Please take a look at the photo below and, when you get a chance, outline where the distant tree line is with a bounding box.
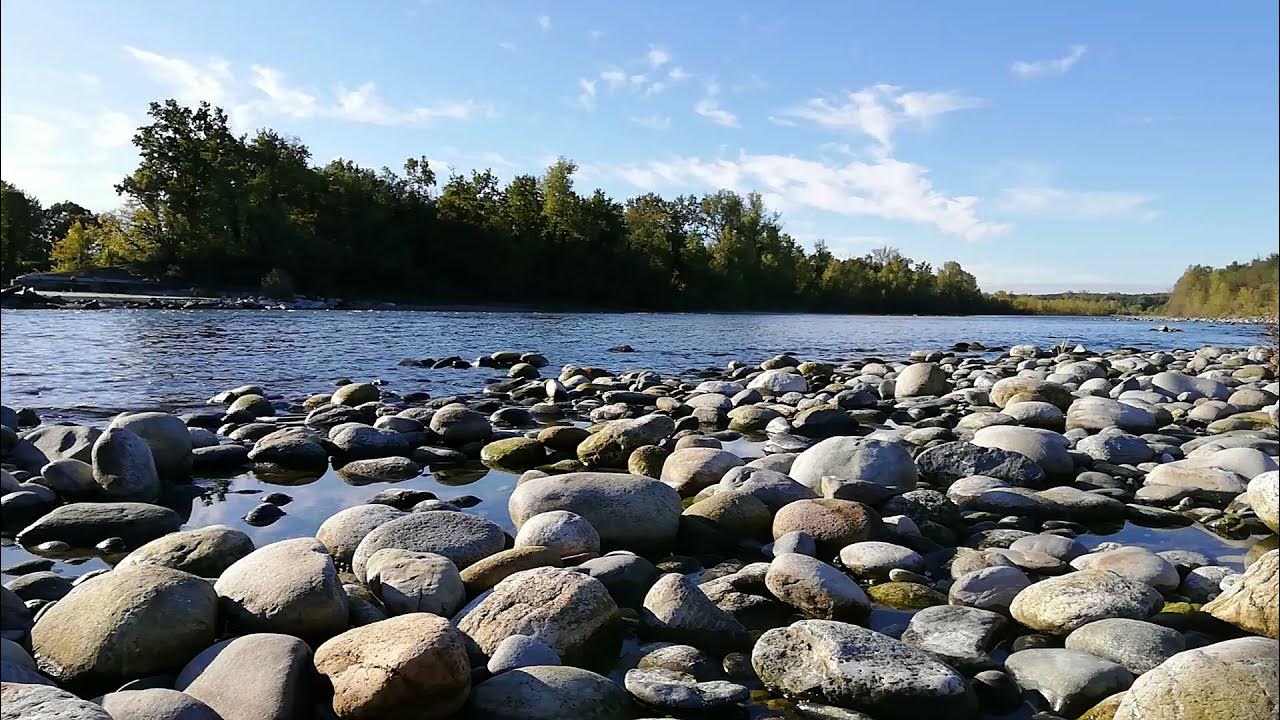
[1,99,1273,319]
[1164,255,1279,318]
[990,291,1170,317]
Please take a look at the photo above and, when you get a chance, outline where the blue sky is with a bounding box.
[2,1,1276,292]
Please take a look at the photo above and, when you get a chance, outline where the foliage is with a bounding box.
[1164,255,1279,318]
[1,180,44,277]
[260,268,296,299]
[990,291,1170,316]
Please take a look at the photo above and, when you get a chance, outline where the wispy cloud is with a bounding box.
[781,84,982,149]
[577,78,598,110]
[612,152,1009,240]
[125,47,492,128]
[995,186,1157,220]
[1011,45,1087,78]
[646,46,671,68]
[630,114,671,130]
[694,81,738,127]
[536,14,551,31]
[497,41,518,52]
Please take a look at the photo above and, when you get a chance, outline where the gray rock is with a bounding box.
[487,634,561,674]
[661,448,744,496]
[838,541,925,580]
[99,689,222,720]
[315,504,406,566]
[1065,618,1187,674]
[107,412,194,479]
[900,604,1006,671]
[247,428,329,470]
[642,573,750,655]
[36,458,97,497]
[948,566,1031,614]
[1247,470,1279,533]
[1004,648,1133,717]
[789,437,917,496]
[576,414,675,468]
[176,633,313,720]
[31,566,217,687]
[336,456,422,484]
[972,425,1074,478]
[17,502,181,547]
[915,441,1045,487]
[1072,547,1180,594]
[365,549,465,616]
[117,525,255,578]
[24,424,102,464]
[1010,569,1164,635]
[752,619,975,719]
[328,422,411,459]
[894,363,951,398]
[0,683,111,719]
[352,510,505,581]
[214,537,348,638]
[1065,396,1159,433]
[765,553,870,621]
[624,667,749,710]
[513,510,600,557]
[1113,637,1278,720]
[91,428,161,502]
[716,466,816,511]
[467,665,632,720]
[509,472,682,554]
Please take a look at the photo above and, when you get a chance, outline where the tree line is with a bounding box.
[1164,255,1279,318]
[1,99,1273,318]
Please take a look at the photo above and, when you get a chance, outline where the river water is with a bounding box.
[0,310,1269,614]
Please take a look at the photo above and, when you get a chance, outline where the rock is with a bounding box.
[790,437,918,496]
[915,441,1046,487]
[1,587,32,642]
[17,502,181,547]
[1202,549,1278,638]
[772,499,880,555]
[0,682,111,719]
[727,405,781,432]
[901,604,1005,671]
[509,472,682,554]
[538,425,590,451]
[314,614,471,720]
[838,541,925,580]
[948,566,1031,614]
[1113,637,1278,720]
[456,567,619,663]
[1065,618,1187,675]
[748,369,808,394]
[642,573,750,655]
[31,566,217,688]
[576,414,674,468]
[0,638,46,685]
[25,424,102,464]
[487,634,560,674]
[1151,371,1230,401]
[352,511,506,581]
[331,382,380,406]
[752,619,975,719]
[316,504,406,566]
[4,571,72,602]
[247,428,329,470]
[175,633,312,720]
[329,423,411,459]
[107,412,194,479]
[366,549,465,616]
[513,510,601,557]
[480,437,546,470]
[1144,461,1248,502]
[990,377,1074,410]
[1179,565,1238,602]
[1010,569,1164,635]
[716,465,816,510]
[36,458,97,497]
[1003,400,1064,429]
[99,689,222,720]
[624,667,749,710]
[1004,648,1133,717]
[467,665,632,720]
[972,425,1074,478]
[573,552,659,609]
[227,393,274,418]
[894,363,951,398]
[117,525,255,577]
[91,428,161,502]
[336,456,422,484]
[1247,471,1279,533]
[683,490,772,543]
[660,448,744,497]
[1072,547,1180,594]
[1078,430,1156,465]
[866,582,947,610]
[1066,397,1160,433]
[214,537,348,639]
[765,553,870,621]
[459,547,564,596]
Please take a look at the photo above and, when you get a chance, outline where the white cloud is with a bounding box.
[694,81,738,127]
[577,78,597,110]
[4,113,61,148]
[333,83,492,125]
[537,15,551,30]
[612,152,1008,240]
[630,114,671,130]
[497,41,518,52]
[646,46,671,68]
[782,84,981,149]
[600,68,627,91]
[124,45,233,105]
[1011,45,1087,78]
[90,112,134,149]
[249,66,318,118]
[1,112,136,210]
[995,186,1157,220]
[668,66,691,81]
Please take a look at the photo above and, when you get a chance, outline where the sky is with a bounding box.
[1,1,1277,293]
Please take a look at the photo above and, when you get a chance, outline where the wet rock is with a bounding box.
[752,619,976,719]
[214,537,348,639]
[91,427,161,502]
[331,381,380,406]
[107,412,194,479]
[480,437,546,470]
[17,502,181,547]
[314,614,471,720]
[247,428,329,470]
[31,566,217,688]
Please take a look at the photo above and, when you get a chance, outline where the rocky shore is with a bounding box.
[2,342,1278,719]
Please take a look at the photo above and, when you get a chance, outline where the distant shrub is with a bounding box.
[261,268,296,299]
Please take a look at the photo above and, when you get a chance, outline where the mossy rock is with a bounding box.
[480,437,546,471]
[866,581,947,610]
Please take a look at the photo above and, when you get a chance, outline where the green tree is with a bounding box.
[1,180,44,277]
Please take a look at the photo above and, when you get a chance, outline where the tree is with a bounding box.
[1,180,44,277]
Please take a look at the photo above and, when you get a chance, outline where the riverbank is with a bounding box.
[2,337,1277,718]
